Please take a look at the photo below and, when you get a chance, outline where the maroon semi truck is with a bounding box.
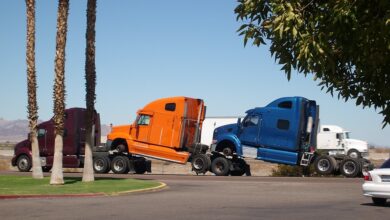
[11,108,151,173]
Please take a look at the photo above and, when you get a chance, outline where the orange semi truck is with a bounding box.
[98,96,211,174]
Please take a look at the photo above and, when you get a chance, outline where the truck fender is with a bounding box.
[107,132,131,151]
[214,134,241,155]
[12,148,32,166]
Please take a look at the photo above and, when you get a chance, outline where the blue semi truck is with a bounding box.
[195,96,370,177]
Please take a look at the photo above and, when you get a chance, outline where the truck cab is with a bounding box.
[317,125,369,158]
[211,97,319,166]
[106,97,206,164]
[12,108,100,171]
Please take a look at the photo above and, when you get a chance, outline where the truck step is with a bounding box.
[300,152,313,166]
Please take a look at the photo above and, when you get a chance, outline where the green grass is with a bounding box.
[0,175,161,196]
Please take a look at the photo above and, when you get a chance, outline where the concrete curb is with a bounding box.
[0,182,167,200]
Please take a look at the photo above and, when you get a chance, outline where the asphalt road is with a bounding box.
[0,173,389,220]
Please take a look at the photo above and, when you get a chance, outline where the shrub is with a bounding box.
[271,164,314,177]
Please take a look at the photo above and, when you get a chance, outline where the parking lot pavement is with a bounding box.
[0,174,388,220]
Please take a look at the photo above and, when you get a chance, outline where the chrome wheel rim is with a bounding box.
[216,162,225,173]
[349,152,358,159]
[114,160,124,171]
[18,158,29,170]
[193,158,204,170]
[343,161,356,175]
[318,159,330,172]
[94,159,104,171]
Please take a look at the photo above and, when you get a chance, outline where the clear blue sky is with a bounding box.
[0,1,389,147]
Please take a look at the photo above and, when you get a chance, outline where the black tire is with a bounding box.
[372,197,387,206]
[114,143,128,153]
[42,166,52,172]
[314,155,336,175]
[17,155,32,172]
[222,147,233,156]
[230,158,247,176]
[211,157,230,176]
[111,156,129,174]
[93,156,111,174]
[347,149,361,159]
[191,154,211,174]
[340,158,361,178]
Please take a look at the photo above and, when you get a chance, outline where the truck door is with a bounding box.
[43,123,55,156]
[239,114,261,146]
[135,114,152,143]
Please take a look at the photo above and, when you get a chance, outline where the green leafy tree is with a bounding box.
[235,0,390,126]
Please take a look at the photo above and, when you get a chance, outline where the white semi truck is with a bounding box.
[200,117,243,146]
[317,125,369,159]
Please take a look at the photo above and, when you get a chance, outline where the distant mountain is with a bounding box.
[0,118,111,143]
[0,118,32,142]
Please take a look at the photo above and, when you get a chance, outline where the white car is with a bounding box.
[362,158,390,206]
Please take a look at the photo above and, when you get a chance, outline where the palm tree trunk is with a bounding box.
[82,0,97,182]
[51,134,64,184]
[50,0,69,185]
[26,0,43,179]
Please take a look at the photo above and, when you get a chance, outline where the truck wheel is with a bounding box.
[222,147,233,156]
[17,155,32,172]
[230,158,247,176]
[191,154,211,174]
[211,157,230,176]
[93,156,111,174]
[115,144,128,153]
[111,156,129,174]
[372,197,387,206]
[314,155,336,175]
[347,149,361,159]
[340,158,360,178]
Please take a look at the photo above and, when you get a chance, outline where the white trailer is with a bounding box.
[317,125,369,158]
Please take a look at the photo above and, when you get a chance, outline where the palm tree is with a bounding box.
[26,0,43,179]
[82,0,97,182]
[50,0,69,185]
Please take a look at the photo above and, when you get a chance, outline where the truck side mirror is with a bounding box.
[237,118,242,128]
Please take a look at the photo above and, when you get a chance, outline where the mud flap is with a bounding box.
[145,159,152,173]
[245,163,251,176]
